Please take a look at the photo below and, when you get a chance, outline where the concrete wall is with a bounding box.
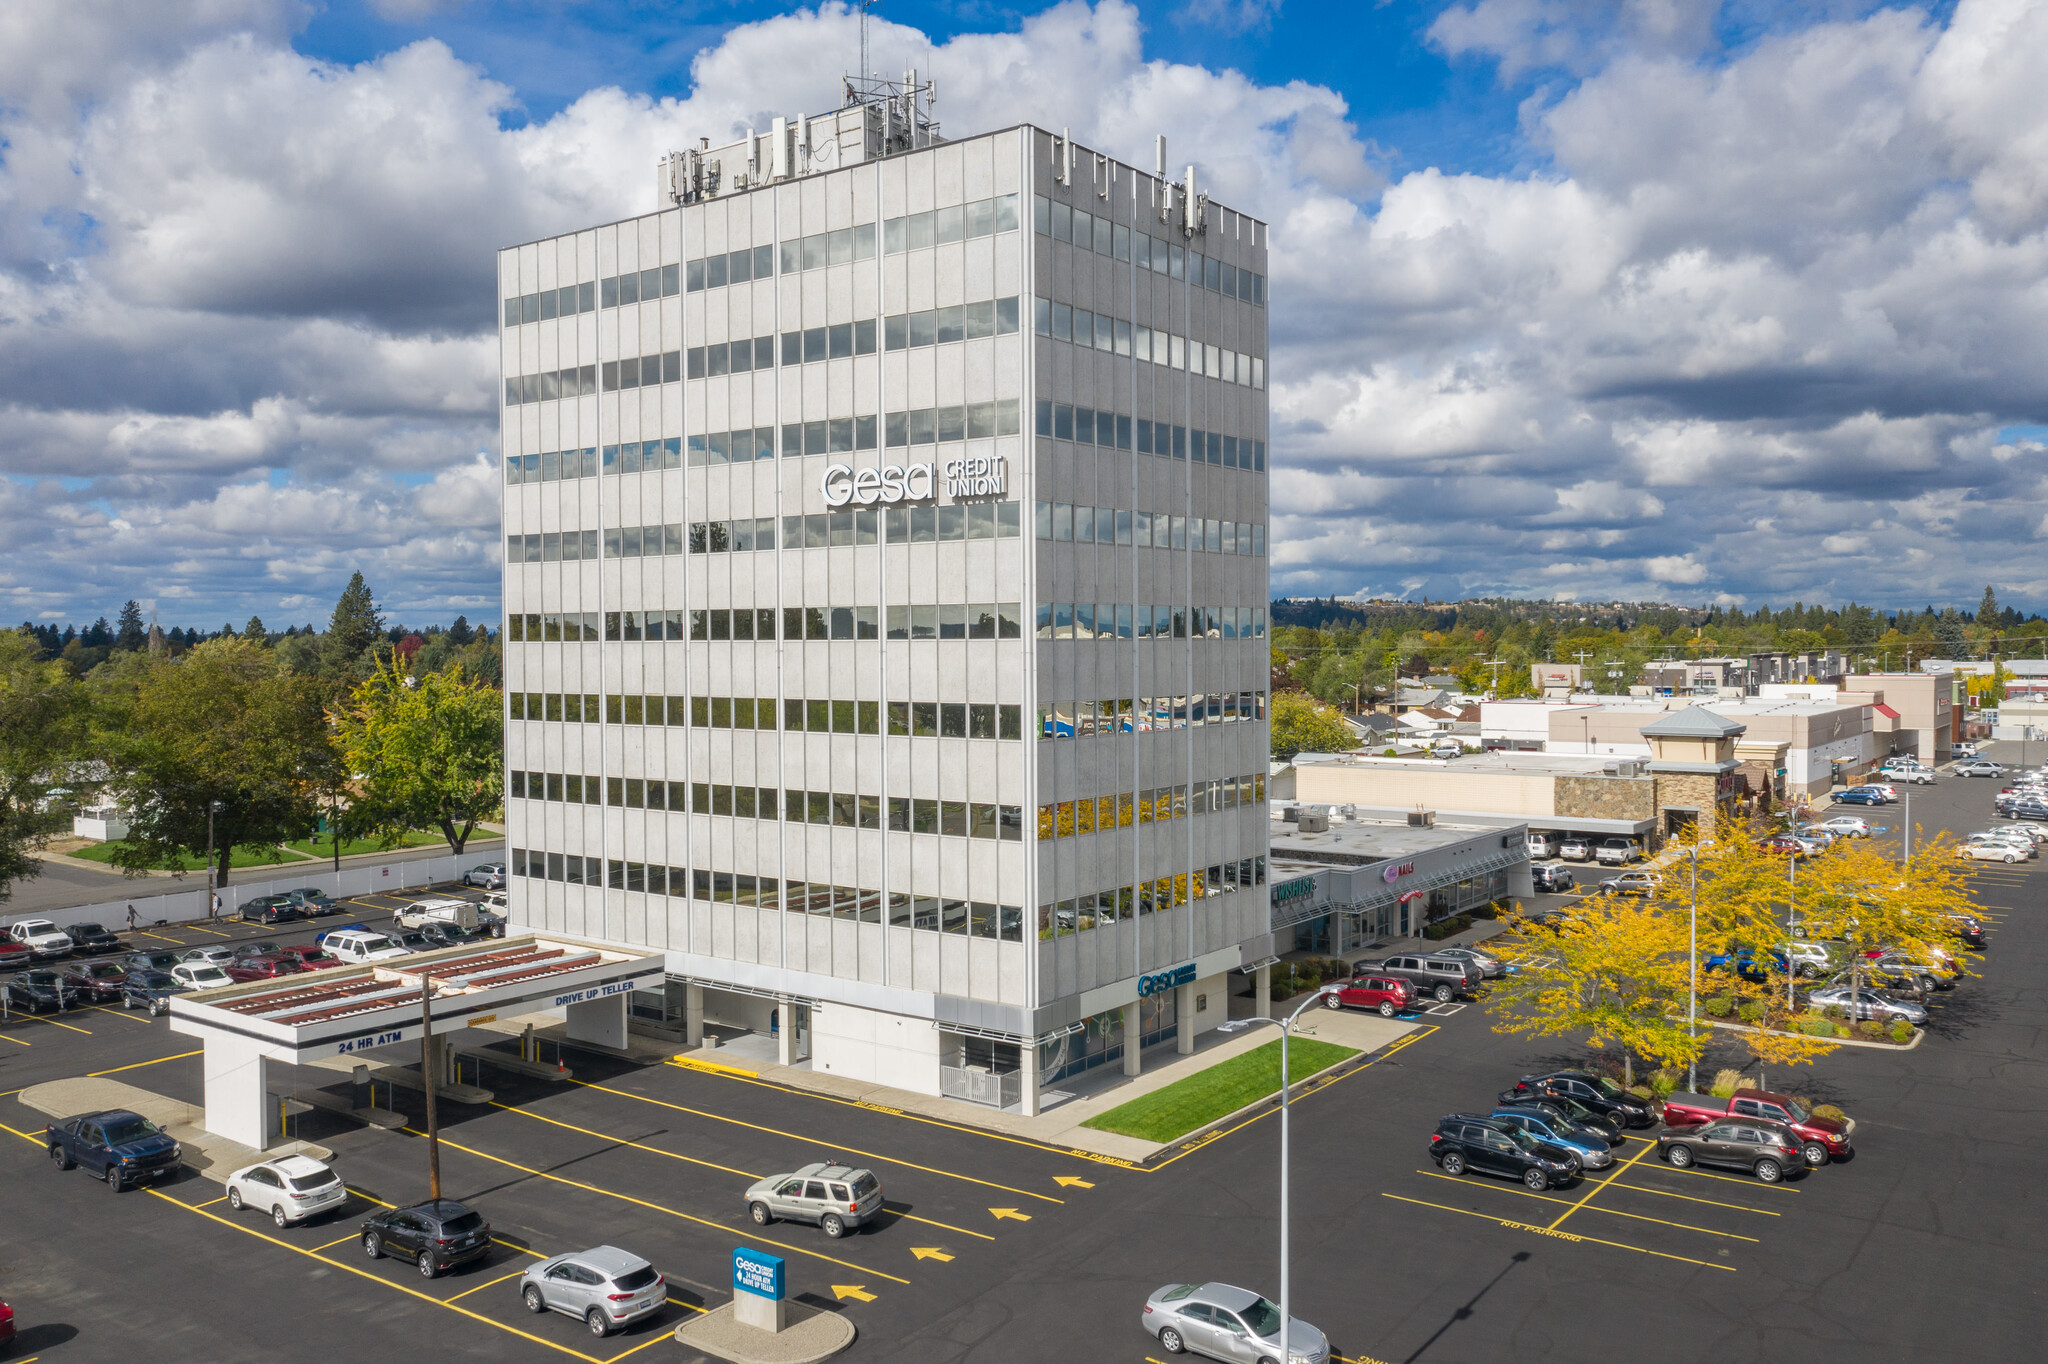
[811,999,945,1094]
[1294,762,1559,817]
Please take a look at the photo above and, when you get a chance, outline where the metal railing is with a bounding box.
[939,1065,1022,1109]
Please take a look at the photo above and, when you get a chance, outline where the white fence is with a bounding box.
[11,847,505,936]
[939,1065,1023,1110]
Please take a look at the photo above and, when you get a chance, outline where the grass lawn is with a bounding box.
[283,830,448,859]
[1080,1037,1359,1144]
[68,840,313,872]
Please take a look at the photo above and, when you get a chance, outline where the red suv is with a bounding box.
[1323,972,1414,1018]
[277,944,342,971]
[225,952,307,982]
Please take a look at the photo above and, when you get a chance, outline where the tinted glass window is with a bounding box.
[613,1265,659,1291]
[438,1211,484,1234]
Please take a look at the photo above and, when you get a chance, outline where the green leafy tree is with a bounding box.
[0,631,91,902]
[333,653,503,853]
[1269,693,1356,759]
[107,638,332,886]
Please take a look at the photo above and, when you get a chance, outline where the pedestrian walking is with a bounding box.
[209,891,221,922]
[126,904,138,932]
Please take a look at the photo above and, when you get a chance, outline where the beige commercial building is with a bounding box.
[1845,671,1956,764]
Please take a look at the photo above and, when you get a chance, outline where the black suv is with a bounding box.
[4,970,78,1013]
[240,896,303,926]
[64,923,122,955]
[1358,953,1482,1003]
[1501,1070,1658,1128]
[1430,1115,1580,1190]
[361,1199,492,1278]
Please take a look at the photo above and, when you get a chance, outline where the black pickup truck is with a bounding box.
[46,1109,183,1191]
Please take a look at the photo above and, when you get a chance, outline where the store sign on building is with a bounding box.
[1137,962,1197,997]
[821,462,935,507]
[1381,861,1417,884]
[1272,876,1318,905]
[942,454,1006,498]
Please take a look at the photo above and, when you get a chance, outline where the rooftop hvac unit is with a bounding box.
[1282,805,1301,823]
[1297,808,1330,833]
[1407,809,1436,828]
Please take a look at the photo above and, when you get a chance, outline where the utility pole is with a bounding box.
[420,975,441,1201]
[1484,656,1506,696]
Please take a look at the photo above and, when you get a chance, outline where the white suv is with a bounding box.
[319,929,413,964]
[7,919,74,960]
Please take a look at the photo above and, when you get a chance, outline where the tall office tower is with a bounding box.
[499,82,1272,1114]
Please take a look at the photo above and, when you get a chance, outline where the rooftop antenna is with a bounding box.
[858,0,876,97]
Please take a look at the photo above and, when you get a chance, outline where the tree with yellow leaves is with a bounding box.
[1491,891,1703,1085]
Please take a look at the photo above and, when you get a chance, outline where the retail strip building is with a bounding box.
[498,84,1272,1114]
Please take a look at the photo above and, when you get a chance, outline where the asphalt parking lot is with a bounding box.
[2,759,2040,1363]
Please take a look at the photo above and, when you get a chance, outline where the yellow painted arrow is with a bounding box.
[990,1207,1032,1221]
[910,1247,955,1261]
[1054,1175,1095,1188]
[833,1285,878,1303]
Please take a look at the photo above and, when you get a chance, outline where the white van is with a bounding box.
[394,898,479,932]
[1525,831,1561,859]
[320,929,412,964]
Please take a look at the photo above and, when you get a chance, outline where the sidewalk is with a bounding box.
[670,1006,1420,1163]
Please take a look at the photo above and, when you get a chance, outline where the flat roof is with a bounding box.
[1298,751,1631,777]
[169,934,665,1063]
[1270,814,1521,862]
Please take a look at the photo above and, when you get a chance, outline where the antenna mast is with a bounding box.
[859,0,875,91]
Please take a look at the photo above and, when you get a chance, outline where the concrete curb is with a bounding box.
[673,1301,855,1364]
[1694,1015,1925,1051]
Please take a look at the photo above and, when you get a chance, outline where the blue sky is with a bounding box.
[2,0,2044,629]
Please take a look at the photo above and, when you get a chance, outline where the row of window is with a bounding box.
[506,364,599,406]
[506,501,1031,567]
[883,196,1021,254]
[1037,692,1269,738]
[1033,195,1265,305]
[503,602,1026,644]
[1038,773,1266,841]
[509,848,1028,940]
[1035,502,1266,555]
[1034,298,1263,388]
[511,691,1026,738]
[1036,603,1269,641]
[511,769,1025,842]
[1038,859,1268,940]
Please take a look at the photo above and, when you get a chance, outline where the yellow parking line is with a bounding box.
[605,1325,703,1362]
[446,1267,526,1301]
[1,1119,45,1145]
[1547,1136,1657,1230]
[29,1014,92,1035]
[1412,1169,1758,1241]
[80,1003,152,1024]
[405,1127,911,1285]
[92,1049,203,1076]
[1380,1193,1735,1272]
[144,1190,607,1362]
[0,1031,29,1047]
[1629,1158,1801,1193]
[313,1232,362,1251]
[570,1079,1063,1204]
[1602,1178,1781,1216]
[197,1195,228,1208]
[885,1206,996,1241]
[489,1102,758,1178]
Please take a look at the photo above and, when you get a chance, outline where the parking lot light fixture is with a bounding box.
[421,975,441,1201]
[1216,988,1330,1364]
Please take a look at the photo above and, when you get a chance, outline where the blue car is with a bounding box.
[1835,788,1885,806]
[1490,1105,1615,1169]
[1704,947,1803,982]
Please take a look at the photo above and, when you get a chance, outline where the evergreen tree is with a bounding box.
[447,615,474,645]
[83,617,113,648]
[1978,585,1998,625]
[1936,608,1968,659]
[327,572,384,663]
[243,614,267,643]
[114,600,146,651]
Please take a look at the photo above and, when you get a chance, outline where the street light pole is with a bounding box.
[420,975,441,1201]
[1218,991,1328,1364]
[1688,845,1699,1093]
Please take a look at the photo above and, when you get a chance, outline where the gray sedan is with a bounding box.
[1805,983,1927,1024]
[1143,1281,1329,1364]
[519,1245,666,1337]
[1429,946,1505,979]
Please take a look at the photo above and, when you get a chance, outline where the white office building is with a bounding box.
[498,82,1273,1114]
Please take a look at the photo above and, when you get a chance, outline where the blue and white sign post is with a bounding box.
[732,1247,787,1332]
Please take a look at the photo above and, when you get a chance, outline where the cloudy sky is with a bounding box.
[3,0,2045,627]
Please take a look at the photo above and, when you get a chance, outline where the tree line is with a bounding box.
[0,572,503,904]
[1273,585,2042,711]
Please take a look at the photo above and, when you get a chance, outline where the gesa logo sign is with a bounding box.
[821,462,934,507]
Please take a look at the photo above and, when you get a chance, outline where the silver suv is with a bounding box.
[744,1161,883,1237]
[1361,952,1482,1003]
[519,1245,667,1337]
